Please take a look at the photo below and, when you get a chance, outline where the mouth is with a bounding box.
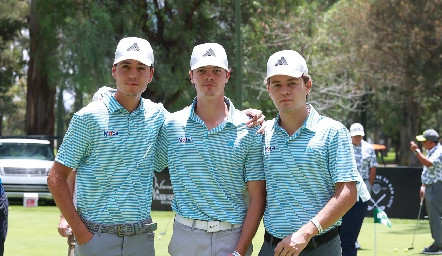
[126,82,139,86]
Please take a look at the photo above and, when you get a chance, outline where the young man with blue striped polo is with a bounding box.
[155,43,266,256]
[259,50,361,256]
[48,37,165,256]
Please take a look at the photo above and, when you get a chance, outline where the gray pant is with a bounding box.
[75,232,154,256]
[425,182,442,247]
[258,236,341,256]
[168,220,252,256]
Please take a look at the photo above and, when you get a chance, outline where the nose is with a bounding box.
[281,85,290,95]
[128,69,137,79]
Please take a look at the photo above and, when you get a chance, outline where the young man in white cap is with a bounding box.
[48,37,164,256]
[259,50,361,256]
[410,129,442,254]
[339,123,377,256]
[155,43,266,256]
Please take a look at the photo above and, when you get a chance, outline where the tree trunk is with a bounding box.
[26,0,55,136]
[398,101,421,166]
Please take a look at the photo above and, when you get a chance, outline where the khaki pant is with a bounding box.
[168,220,252,256]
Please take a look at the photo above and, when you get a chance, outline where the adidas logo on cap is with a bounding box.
[127,43,140,52]
[202,48,216,57]
[275,57,288,67]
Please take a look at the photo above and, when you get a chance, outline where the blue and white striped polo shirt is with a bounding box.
[155,97,265,224]
[422,143,442,185]
[353,140,378,180]
[263,105,360,238]
[56,92,167,224]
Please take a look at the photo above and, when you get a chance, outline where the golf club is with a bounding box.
[408,197,424,250]
[160,214,174,235]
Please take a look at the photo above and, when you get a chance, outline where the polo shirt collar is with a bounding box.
[272,104,320,133]
[189,96,236,124]
[102,91,144,114]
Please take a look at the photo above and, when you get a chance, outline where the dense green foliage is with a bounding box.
[0,0,441,165]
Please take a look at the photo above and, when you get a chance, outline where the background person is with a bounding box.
[339,123,377,256]
[0,179,7,256]
[57,171,76,256]
[155,42,266,256]
[259,50,361,256]
[410,129,442,254]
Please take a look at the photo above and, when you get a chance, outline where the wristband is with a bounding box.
[420,186,425,191]
[414,148,421,155]
[232,251,241,256]
[310,218,323,234]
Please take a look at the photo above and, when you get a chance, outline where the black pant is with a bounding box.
[339,198,367,256]
[0,186,9,256]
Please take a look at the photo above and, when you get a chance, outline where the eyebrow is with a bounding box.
[120,60,147,66]
[271,77,298,84]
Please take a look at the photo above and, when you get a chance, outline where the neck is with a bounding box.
[278,106,309,136]
[194,96,228,130]
[114,91,141,113]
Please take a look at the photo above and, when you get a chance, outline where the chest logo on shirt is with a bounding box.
[178,137,192,143]
[265,146,276,152]
[103,130,119,137]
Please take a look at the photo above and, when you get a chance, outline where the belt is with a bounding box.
[82,217,157,237]
[264,226,339,249]
[175,214,242,233]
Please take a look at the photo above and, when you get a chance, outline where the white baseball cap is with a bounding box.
[114,37,154,66]
[266,50,308,80]
[190,43,228,71]
[350,123,365,136]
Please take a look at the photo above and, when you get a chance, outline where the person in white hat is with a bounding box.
[258,50,362,256]
[339,123,377,256]
[48,37,165,256]
[155,43,266,256]
[410,129,442,254]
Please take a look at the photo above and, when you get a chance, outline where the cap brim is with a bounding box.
[416,135,426,141]
[114,54,153,66]
[351,131,365,136]
[190,60,228,71]
[265,69,304,80]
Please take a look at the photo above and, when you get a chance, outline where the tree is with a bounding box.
[0,0,28,136]
[316,0,442,165]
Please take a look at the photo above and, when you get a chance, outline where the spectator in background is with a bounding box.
[57,171,76,256]
[410,129,442,254]
[0,179,8,256]
[339,123,377,256]
[258,50,361,256]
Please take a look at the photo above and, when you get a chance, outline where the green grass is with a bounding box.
[6,204,432,255]
[376,150,396,165]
